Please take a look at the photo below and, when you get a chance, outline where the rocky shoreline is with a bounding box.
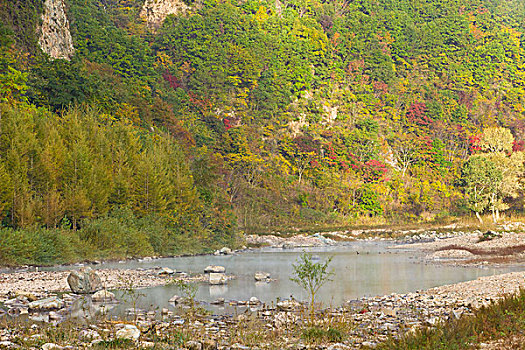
[0,227,524,349]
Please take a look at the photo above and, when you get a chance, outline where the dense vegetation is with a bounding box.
[1,0,525,263]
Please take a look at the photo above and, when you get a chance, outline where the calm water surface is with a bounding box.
[81,241,523,312]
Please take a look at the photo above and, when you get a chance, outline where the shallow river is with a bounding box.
[78,241,521,312]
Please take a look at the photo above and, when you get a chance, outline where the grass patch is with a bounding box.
[377,289,525,350]
[302,326,345,343]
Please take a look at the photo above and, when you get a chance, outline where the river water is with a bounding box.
[79,240,521,313]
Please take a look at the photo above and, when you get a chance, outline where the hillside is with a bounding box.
[1,0,525,262]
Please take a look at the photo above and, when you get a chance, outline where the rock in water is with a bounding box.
[91,290,116,302]
[209,273,227,285]
[254,271,271,281]
[204,265,226,273]
[67,267,102,294]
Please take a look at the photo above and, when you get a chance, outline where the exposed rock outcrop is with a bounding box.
[140,0,190,30]
[39,0,75,60]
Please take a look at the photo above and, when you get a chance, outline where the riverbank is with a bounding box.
[1,226,524,349]
[0,270,524,349]
[394,230,525,267]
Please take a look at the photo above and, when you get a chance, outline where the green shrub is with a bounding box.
[79,208,154,258]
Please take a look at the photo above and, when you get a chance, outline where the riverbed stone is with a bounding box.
[41,344,63,350]
[202,339,218,350]
[67,267,102,294]
[219,247,233,255]
[157,267,175,276]
[115,324,140,340]
[0,341,19,349]
[254,272,270,281]
[28,296,64,311]
[204,265,226,273]
[277,299,301,311]
[185,340,202,350]
[211,297,225,305]
[249,297,260,305]
[209,273,227,285]
[91,290,116,302]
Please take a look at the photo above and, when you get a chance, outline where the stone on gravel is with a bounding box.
[249,297,260,305]
[277,299,301,311]
[185,340,202,350]
[41,344,63,350]
[157,267,175,276]
[115,324,140,340]
[67,267,102,294]
[0,341,19,348]
[380,307,397,316]
[209,273,227,285]
[28,296,64,310]
[78,329,101,340]
[202,339,218,350]
[14,291,37,301]
[204,265,226,273]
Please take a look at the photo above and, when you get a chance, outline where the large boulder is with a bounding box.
[67,267,102,294]
[204,265,225,273]
[209,273,227,285]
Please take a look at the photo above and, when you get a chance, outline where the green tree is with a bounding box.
[460,156,502,223]
[290,252,334,320]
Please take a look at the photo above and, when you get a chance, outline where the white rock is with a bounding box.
[249,297,260,305]
[276,299,301,311]
[29,297,64,310]
[91,290,116,302]
[204,265,226,273]
[209,273,227,285]
[254,272,271,281]
[41,344,63,350]
[219,247,233,255]
[115,324,140,340]
[157,267,175,275]
[140,341,156,348]
[79,329,101,340]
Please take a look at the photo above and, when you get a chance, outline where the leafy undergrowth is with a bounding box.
[377,289,525,350]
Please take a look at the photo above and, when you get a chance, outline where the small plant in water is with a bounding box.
[290,252,334,320]
[171,279,198,309]
[119,277,145,323]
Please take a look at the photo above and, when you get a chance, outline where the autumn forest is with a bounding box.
[1,0,525,264]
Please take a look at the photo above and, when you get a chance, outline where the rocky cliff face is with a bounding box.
[38,0,75,60]
[140,0,189,30]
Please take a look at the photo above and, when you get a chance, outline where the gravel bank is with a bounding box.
[0,268,206,302]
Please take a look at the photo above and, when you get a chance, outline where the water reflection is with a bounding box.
[209,285,228,297]
[43,241,525,314]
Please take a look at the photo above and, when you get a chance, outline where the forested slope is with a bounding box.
[1,0,525,263]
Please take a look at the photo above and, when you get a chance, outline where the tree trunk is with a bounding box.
[475,211,483,224]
